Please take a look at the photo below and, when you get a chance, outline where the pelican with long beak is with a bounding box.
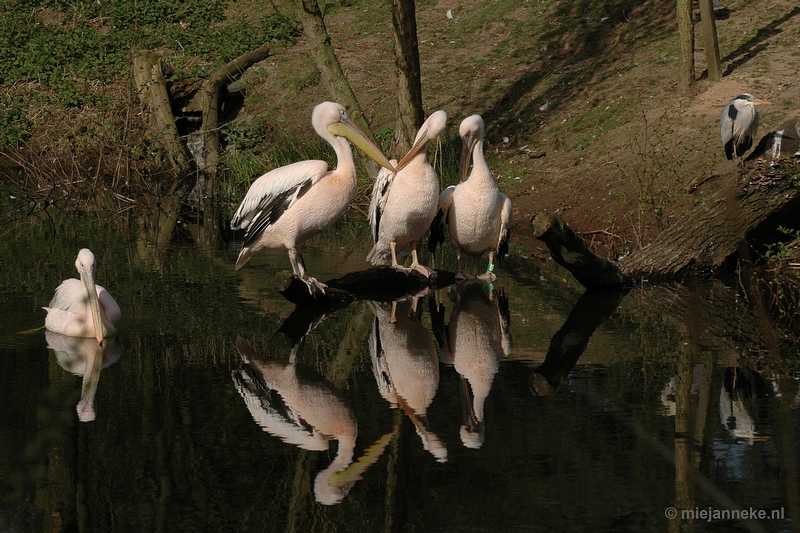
[44,248,121,345]
[231,102,395,294]
[430,114,511,281]
[367,110,447,277]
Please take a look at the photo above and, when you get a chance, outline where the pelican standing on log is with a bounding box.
[720,93,772,161]
[44,248,121,345]
[367,110,447,277]
[430,115,511,281]
[231,102,395,294]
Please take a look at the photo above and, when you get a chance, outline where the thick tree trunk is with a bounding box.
[698,0,721,82]
[391,0,424,155]
[532,159,800,287]
[293,0,379,174]
[676,0,695,92]
[200,43,271,200]
[132,51,191,176]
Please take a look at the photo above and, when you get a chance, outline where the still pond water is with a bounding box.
[0,210,798,533]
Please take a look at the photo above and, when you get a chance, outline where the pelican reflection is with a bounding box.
[431,282,511,448]
[233,336,391,505]
[368,298,447,463]
[47,331,121,422]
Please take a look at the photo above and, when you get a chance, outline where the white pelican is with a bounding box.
[430,115,511,281]
[232,337,392,505]
[720,94,771,161]
[367,110,447,277]
[44,248,121,345]
[368,298,447,463]
[231,102,395,294]
[435,283,511,449]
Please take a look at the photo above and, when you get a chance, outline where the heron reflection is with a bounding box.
[47,331,121,422]
[431,282,511,449]
[368,298,447,462]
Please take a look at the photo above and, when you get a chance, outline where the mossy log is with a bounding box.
[532,159,800,288]
[200,43,270,200]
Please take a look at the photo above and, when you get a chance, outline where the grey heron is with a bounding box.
[720,93,772,161]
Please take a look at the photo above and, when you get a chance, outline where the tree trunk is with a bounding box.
[698,0,721,82]
[293,0,379,175]
[391,0,424,155]
[676,0,695,92]
[132,51,191,176]
[531,159,800,287]
[200,43,271,201]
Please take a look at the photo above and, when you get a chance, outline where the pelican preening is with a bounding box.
[430,114,511,281]
[231,102,395,293]
[44,248,121,345]
[367,110,447,277]
[720,93,772,161]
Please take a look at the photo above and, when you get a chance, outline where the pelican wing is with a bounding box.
[428,185,454,255]
[368,163,396,243]
[231,159,329,231]
[46,278,85,313]
[497,194,512,260]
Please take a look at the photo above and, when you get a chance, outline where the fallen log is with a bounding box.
[276,267,457,306]
[532,158,800,288]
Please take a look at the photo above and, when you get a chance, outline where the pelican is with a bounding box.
[44,248,121,345]
[432,283,511,448]
[368,298,447,462]
[367,110,447,277]
[746,116,800,166]
[430,115,511,281]
[720,94,772,161]
[232,337,392,505]
[231,102,395,294]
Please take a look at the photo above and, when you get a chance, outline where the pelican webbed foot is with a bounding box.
[300,275,328,297]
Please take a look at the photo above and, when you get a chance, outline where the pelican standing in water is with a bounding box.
[231,102,395,294]
[720,93,772,161]
[44,248,121,345]
[367,110,447,277]
[430,115,511,281]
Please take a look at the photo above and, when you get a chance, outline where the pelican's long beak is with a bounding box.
[80,270,105,345]
[329,119,396,173]
[394,128,431,172]
[458,132,478,183]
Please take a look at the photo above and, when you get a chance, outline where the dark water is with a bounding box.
[0,210,798,533]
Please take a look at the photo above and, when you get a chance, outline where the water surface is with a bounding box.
[0,211,797,533]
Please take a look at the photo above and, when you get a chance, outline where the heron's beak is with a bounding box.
[458,132,479,183]
[753,99,772,105]
[329,120,396,173]
[80,270,105,345]
[328,431,395,488]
